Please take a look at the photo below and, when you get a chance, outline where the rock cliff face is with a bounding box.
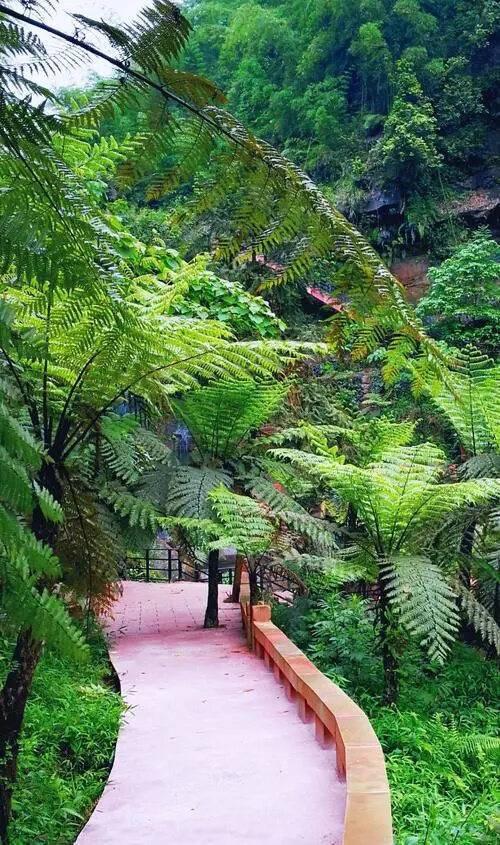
[391,259,430,304]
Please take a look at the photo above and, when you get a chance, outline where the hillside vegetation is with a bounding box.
[183,0,499,258]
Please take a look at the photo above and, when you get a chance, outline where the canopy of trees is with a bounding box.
[183,0,500,255]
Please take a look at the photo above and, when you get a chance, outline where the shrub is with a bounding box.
[5,635,123,845]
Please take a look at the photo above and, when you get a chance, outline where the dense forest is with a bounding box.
[0,1,499,844]
[183,0,500,262]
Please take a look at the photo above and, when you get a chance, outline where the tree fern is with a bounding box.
[269,442,500,672]
[430,346,500,456]
[171,381,289,462]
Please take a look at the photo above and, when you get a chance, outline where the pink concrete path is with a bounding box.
[77,581,346,844]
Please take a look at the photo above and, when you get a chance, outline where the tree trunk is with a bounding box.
[459,520,478,646]
[228,555,243,603]
[381,629,398,705]
[249,566,260,605]
[378,575,399,704]
[204,550,219,628]
[0,630,43,843]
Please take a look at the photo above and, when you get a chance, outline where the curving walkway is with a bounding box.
[77,581,346,844]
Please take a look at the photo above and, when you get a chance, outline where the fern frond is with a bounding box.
[458,585,500,655]
[459,452,500,480]
[74,1,191,75]
[0,400,41,466]
[249,476,308,516]
[249,476,339,552]
[383,556,460,663]
[431,346,500,455]
[459,734,500,756]
[100,482,163,531]
[1,553,88,660]
[172,381,289,462]
[33,481,64,523]
[283,551,362,583]
[166,466,231,519]
[208,487,275,559]
[0,441,33,511]
[0,502,59,577]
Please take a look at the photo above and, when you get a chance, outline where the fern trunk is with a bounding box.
[229,555,243,603]
[249,567,260,605]
[378,573,399,704]
[204,550,219,628]
[459,521,478,646]
[0,630,43,844]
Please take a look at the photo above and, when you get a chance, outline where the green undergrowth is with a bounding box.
[1,629,123,845]
[273,576,500,844]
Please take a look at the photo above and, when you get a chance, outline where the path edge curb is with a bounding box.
[240,570,393,845]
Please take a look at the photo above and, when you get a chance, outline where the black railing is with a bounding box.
[124,548,182,582]
[196,563,235,585]
[123,551,304,599]
[123,549,236,585]
[256,562,309,604]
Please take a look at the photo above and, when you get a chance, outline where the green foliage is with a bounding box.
[0,1,498,835]
[271,442,500,660]
[458,585,500,655]
[272,584,385,695]
[430,345,499,456]
[0,378,88,658]
[3,1,461,388]
[257,416,416,466]
[100,483,163,532]
[107,227,285,339]
[167,466,231,520]
[5,636,123,845]
[0,0,407,325]
[182,0,498,255]
[382,555,459,663]
[417,232,500,352]
[208,486,275,558]
[172,381,289,462]
[371,59,442,188]
[169,264,286,338]
[249,475,340,554]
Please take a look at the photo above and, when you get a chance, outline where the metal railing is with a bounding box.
[124,548,182,582]
[123,549,236,584]
[123,551,306,600]
[256,561,309,604]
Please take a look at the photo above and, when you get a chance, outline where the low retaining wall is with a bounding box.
[240,577,392,844]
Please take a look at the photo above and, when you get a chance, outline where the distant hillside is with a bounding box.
[182,0,500,260]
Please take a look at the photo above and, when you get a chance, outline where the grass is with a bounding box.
[1,631,123,845]
[273,576,500,844]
